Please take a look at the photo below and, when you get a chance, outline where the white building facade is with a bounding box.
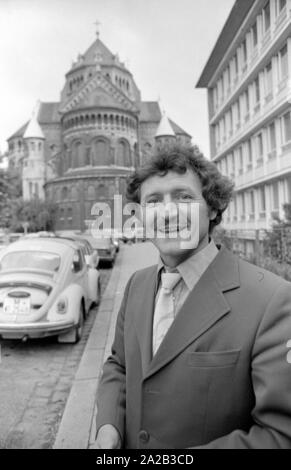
[197,0,291,256]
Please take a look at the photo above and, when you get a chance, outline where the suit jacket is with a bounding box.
[96,245,291,449]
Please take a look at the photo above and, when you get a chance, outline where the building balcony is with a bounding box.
[253,102,260,114]
[261,29,271,53]
[275,6,288,32]
[264,92,273,105]
[247,162,253,172]
[256,157,264,167]
[267,149,277,160]
[208,19,291,125]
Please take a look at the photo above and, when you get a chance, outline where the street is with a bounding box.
[0,267,112,449]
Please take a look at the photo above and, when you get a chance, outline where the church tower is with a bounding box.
[22,102,46,200]
[155,111,176,149]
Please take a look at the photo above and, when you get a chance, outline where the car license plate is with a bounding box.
[3,296,31,315]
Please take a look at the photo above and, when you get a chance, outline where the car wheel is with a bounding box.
[95,278,101,306]
[75,303,85,343]
[97,277,101,305]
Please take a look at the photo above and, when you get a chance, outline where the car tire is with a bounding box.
[75,303,85,343]
[95,278,101,306]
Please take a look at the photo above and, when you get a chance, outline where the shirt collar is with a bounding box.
[157,239,219,291]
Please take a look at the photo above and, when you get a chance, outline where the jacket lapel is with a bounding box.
[135,246,240,380]
[134,265,157,377]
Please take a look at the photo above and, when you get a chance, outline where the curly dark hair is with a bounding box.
[126,144,234,234]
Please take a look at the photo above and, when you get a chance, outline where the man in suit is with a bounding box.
[94,144,291,449]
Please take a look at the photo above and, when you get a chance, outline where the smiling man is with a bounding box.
[94,144,291,449]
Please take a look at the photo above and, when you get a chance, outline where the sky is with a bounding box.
[0,0,236,158]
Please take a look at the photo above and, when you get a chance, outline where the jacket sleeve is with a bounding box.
[194,281,291,449]
[95,273,134,445]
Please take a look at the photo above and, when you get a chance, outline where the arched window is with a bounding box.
[97,183,107,198]
[144,142,152,152]
[87,185,95,200]
[117,140,131,167]
[62,187,68,200]
[71,186,79,201]
[71,141,85,167]
[91,139,108,166]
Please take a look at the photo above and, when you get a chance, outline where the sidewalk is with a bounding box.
[53,241,158,449]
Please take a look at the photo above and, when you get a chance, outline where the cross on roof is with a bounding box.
[94,20,101,38]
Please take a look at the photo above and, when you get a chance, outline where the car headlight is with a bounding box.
[56,297,68,315]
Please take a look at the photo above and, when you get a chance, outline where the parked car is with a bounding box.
[24,231,56,238]
[0,238,100,343]
[83,234,116,267]
[56,236,100,270]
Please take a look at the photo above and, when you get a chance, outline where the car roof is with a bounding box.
[1,237,79,255]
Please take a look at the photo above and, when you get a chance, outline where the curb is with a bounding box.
[53,247,124,449]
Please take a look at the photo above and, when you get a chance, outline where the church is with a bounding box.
[7,31,191,231]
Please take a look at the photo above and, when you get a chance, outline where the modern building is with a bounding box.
[7,32,191,231]
[197,0,291,255]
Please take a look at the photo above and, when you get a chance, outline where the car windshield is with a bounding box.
[0,251,61,272]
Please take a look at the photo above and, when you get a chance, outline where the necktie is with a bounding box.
[152,271,182,356]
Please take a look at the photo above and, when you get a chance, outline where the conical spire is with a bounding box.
[155,111,175,138]
[23,101,44,139]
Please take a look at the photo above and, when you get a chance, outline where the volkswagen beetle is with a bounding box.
[0,237,100,343]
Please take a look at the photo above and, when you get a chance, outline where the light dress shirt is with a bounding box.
[152,239,219,355]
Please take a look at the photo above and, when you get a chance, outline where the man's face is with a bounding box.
[140,170,217,260]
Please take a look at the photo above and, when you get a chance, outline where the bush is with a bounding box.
[245,254,291,282]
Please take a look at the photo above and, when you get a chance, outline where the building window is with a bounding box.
[87,185,95,200]
[287,176,291,201]
[282,111,291,143]
[247,139,253,169]
[117,140,131,166]
[256,133,264,163]
[263,1,271,33]
[252,21,258,47]
[233,53,238,82]
[71,141,84,168]
[241,39,247,68]
[244,89,250,120]
[238,146,243,174]
[92,139,109,166]
[249,191,255,219]
[229,108,233,135]
[277,0,287,14]
[272,182,279,210]
[67,208,73,225]
[265,62,273,97]
[241,192,246,219]
[62,187,68,200]
[229,152,235,177]
[268,122,276,152]
[236,100,241,128]
[254,76,260,104]
[259,186,266,216]
[280,44,288,80]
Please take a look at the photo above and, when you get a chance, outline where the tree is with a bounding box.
[262,203,291,264]
[10,198,58,233]
[0,169,21,228]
